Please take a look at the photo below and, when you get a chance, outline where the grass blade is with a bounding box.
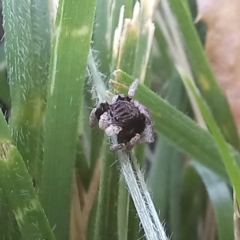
[0,189,21,240]
[189,161,234,240]
[0,111,10,141]
[180,164,207,240]
[0,111,55,239]
[2,0,51,185]
[0,143,55,240]
[184,74,240,207]
[167,0,240,149]
[148,77,186,239]
[0,44,9,107]
[93,148,119,240]
[40,0,96,239]
[153,1,240,206]
[120,152,169,240]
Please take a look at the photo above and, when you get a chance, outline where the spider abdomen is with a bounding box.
[116,114,146,144]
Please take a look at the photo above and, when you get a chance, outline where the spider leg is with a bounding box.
[139,124,154,143]
[89,108,98,128]
[128,78,140,98]
[110,143,126,151]
[105,125,122,136]
[99,112,112,130]
[131,100,154,143]
[126,133,141,149]
[110,133,141,151]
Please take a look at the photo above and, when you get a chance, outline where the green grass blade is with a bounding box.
[189,161,234,240]
[0,110,11,141]
[94,148,119,240]
[75,137,91,189]
[0,188,21,240]
[116,13,139,75]
[132,1,155,82]
[0,75,9,107]
[111,70,229,178]
[148,136,171,220]
[40,0,96,239]
[184,74,240,207]
[93,0,112,74]
[88,48,120,240]
[77,82,104,190]
[0,111,55,239]
[118,177,129,240]
[113,5,142,238]
[0,44,9,107]
[168,148,184,240]
[0,142,55,240]
[2,0,51,185]
[167,0,239,149]
[0,111,20,240]
[148,77,186,239]
[180,165,207,240]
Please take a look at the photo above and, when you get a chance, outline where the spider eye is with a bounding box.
[109,110,113,117]
[115,116,120,122]
[112,95,119,103]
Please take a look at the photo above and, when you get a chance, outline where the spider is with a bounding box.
[89,79,154,151]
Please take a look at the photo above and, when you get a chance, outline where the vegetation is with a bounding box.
[0,0,238,240]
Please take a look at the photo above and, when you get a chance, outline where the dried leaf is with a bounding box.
[196,0,240,135]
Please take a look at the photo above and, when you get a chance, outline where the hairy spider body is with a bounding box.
[110,98,146,145]
[89,79,154,151]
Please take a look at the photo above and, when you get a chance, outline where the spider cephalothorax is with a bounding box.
[89,79,154,151]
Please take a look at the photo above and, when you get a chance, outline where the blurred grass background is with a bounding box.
[0,0,239,240]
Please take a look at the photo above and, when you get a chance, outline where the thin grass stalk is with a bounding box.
[127,144,145,240]
[120,152,169,240]
[233,191,240,240]
[113,4,141,238]
[40,0,96,239]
